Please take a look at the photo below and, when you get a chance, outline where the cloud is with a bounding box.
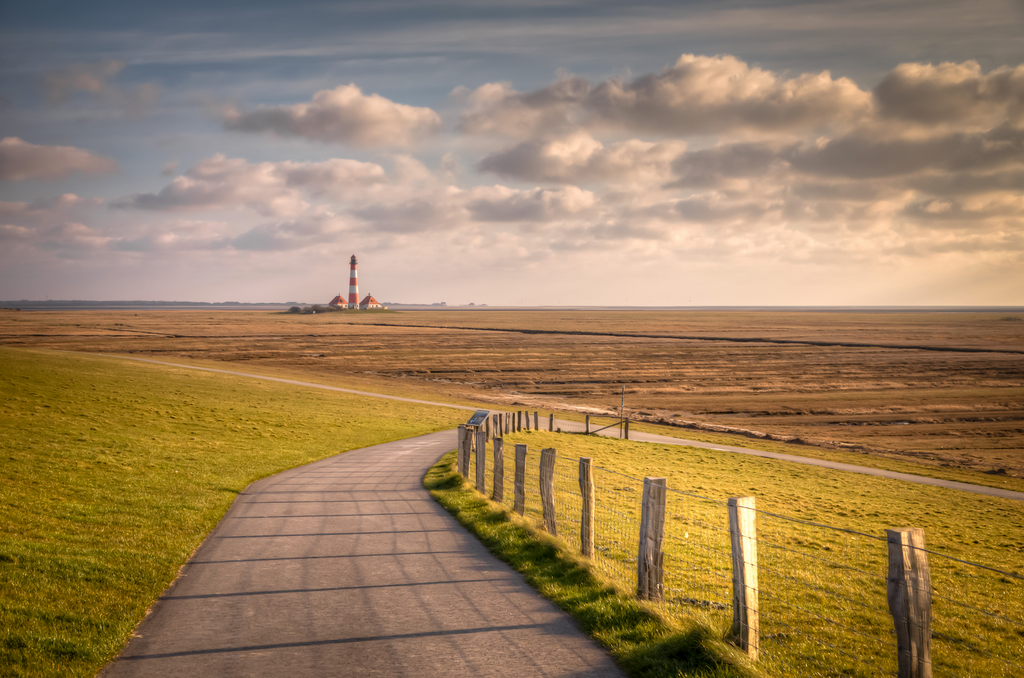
[458,77,589,137]
[45,60,125,103]
[112,220,233,253]
[352,197,465,233]
[460,54,872,138]
[231,214,349,250]
[478,131,686,184]
[587,54,872,135]
[0,137,117,181]
[114,154,388,216]
[874,61,1024,128]
[44,60,159,117]
[788,126,1024,179]
[466,185,596,222]
[223,84,441,147]
[668,142,784,189]
[0,194,103,227]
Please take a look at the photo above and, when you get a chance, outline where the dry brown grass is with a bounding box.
[2,308,1022,479]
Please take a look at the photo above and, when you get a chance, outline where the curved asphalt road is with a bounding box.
[101,431,625,677]
[99,355,1024,501]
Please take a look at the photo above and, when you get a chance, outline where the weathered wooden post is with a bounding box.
[475,430,487,494]
[549,413,554,431]
[585,415,590,434]
[457,425,468,477]
[638,477,666,601]
[624,419,629,440]
[514,444,527,515]
[539,448,557,535]
[729,496,759,660]
[492,438,505,502]
[525,410,530,430]
[517,410,522,432]
[534,411,539,430]
[886,528,932,678]
[485,415,491,441]
[579,457,595,558]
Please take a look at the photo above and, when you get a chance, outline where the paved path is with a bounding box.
[101,431,624,677]
[96,355,1024,501]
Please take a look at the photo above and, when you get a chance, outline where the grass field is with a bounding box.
[2,304,1022,676]
[479,429,1024,677]
[0,347,465,677]
[2,308,1021,483]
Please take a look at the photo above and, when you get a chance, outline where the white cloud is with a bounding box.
[0,138,117,181]
[114,154,388,216]
[478,131,686,184]
[223,83,442,147]
[460,54,872,138]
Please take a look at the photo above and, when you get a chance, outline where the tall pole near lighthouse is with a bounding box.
[348,255,359,309]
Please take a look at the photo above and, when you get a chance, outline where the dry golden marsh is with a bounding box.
[2,308,1022,484]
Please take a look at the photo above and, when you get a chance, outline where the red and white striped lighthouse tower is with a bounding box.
[347,255,359,309]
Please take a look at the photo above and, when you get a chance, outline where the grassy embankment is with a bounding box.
[425,451,760,678]
[0,347,465,677]
[435,428,1024,677]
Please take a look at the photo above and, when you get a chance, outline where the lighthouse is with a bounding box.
[347,255,359,309]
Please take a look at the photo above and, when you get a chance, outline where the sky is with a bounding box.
[1,0,1023,306]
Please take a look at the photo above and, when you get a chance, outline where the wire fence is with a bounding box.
[458,422,1024,677]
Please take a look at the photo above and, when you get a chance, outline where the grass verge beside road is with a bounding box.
[498,430,1024,677]
[0,347,465,678]
[425,451,760,678]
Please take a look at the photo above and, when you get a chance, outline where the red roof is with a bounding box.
[359,294,381,307]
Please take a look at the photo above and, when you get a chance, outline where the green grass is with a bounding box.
[0,347,466,677]
[528,410,1024,494]
[424,451,760,678]
[489,430,1024,677]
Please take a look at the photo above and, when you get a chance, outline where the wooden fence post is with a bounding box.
[492,438,505,502]
[638,477,666,601]
[534,411,539,430]
[514,444,527,515]
[540,448,557,535]
[517,410,522,432]
[886,528,932,678]
[624,420,629,440]
[585,415,590,434]
[579,457,595,558]
[729,496,759,661]
[475,430,487,494]
[485,415,491,440]
[457,425,468,477]
[549,413,554,431]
